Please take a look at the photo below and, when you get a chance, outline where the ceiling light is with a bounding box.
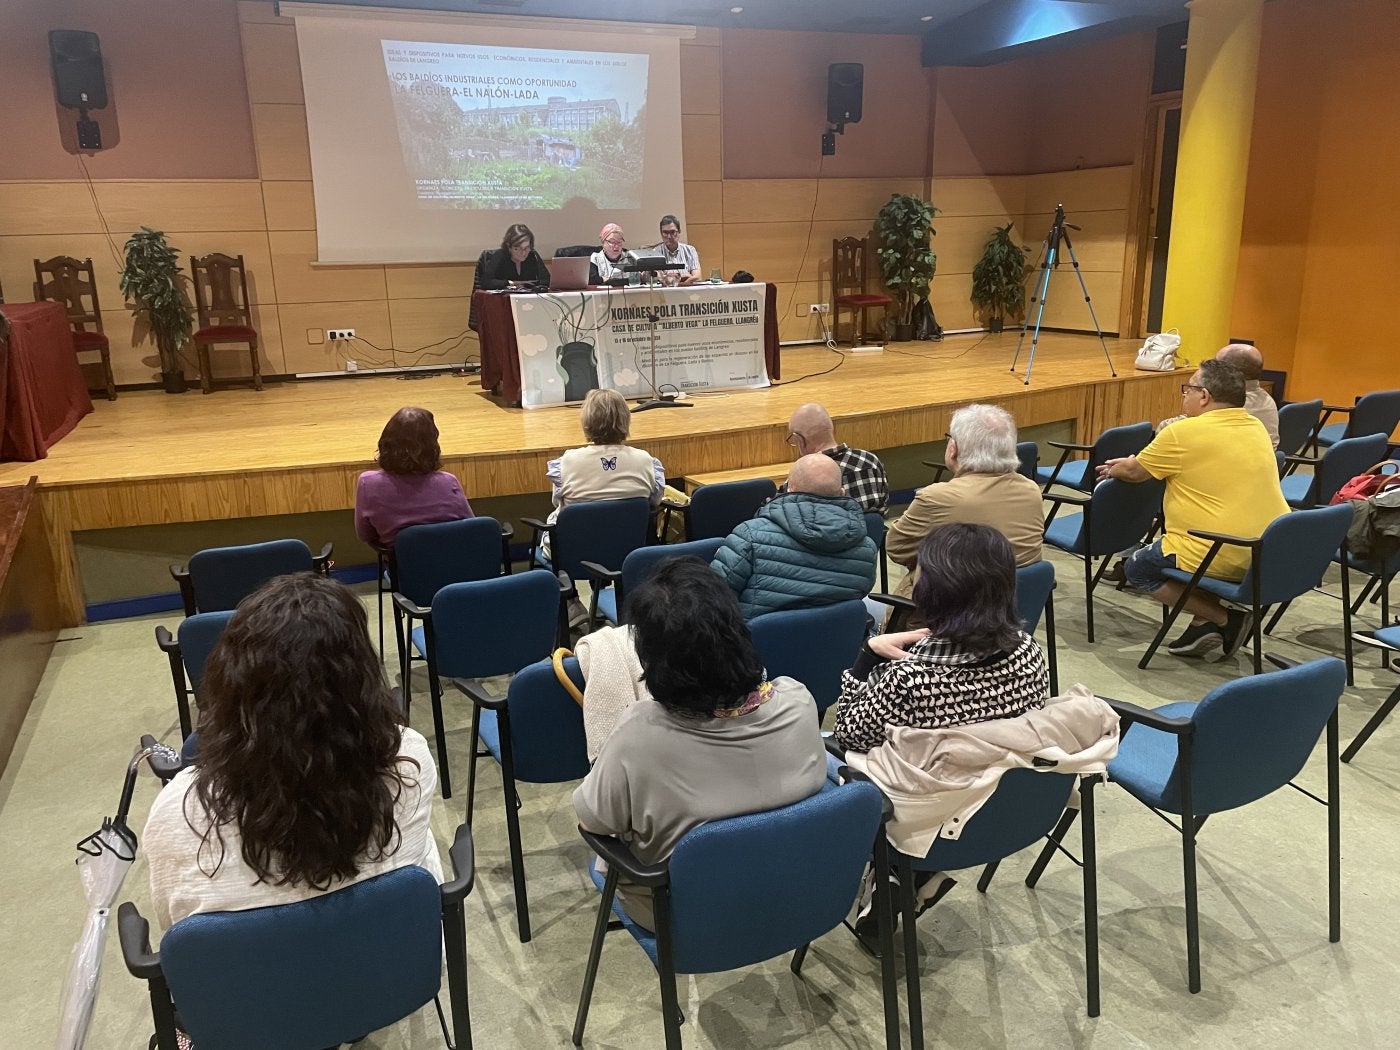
[730,6,744,12]
[921,15,933,21]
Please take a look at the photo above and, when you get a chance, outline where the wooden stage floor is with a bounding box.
[3,331,1183,623]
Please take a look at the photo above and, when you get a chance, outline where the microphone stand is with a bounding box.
[627,259,693,413]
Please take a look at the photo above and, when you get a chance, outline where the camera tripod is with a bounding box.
[1010,204,1116,385]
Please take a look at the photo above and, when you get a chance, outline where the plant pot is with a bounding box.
[891,323,914,342]
[987,316,1004,334]
[161,370,187,394]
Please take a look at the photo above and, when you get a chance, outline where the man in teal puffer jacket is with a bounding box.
[712,454,878,620]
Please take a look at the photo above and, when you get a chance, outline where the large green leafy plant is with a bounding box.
[970,222,1030,330]
[119,227,193,377]
[874,193,937,326]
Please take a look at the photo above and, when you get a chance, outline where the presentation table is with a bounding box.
[0,302,93,463]
[475,282,781,406]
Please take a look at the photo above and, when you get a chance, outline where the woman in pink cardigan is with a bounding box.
[354,406,472,547]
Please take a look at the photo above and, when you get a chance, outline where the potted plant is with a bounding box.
[120,227,193,393]
[970,222,1030,333]
[874,193,937,342]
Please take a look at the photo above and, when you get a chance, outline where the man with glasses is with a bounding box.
[1098,359,1289,659]
[1155,343,1280,447]
[783,402,889,513]
[650,214,702,285]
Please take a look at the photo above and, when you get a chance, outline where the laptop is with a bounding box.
[548,255,592,291]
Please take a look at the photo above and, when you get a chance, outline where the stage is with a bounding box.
[0,331,1183,624]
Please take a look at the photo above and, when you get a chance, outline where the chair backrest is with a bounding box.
[748,600,869,717]
[159,866,443,1050]
[1076,476,1165,556]
[1276,399,1323,457]
[1087,422,1154,484]
[925,767,1077,870]
[1158,657,1345,814]
[178,611,236,691]
[467,247,493,331]
[1246,503,1354,607]
[666,779,883,974]
[395,516,505,607]
[618,539,725,623]
[686,478,776,540]
[1015,560,1055,634]
[554,244,600,258]
[832,236,874,300]
[501,657,592,784]
[863,510,887,547]
[551,498,652,581]
[189,253,252,329]
[1315,433,1389,505]
[33,255,103,331]
[186,539,315,613]
[1016,440,1039,481]
[1347,389,1400,441]
[430,570,559,680]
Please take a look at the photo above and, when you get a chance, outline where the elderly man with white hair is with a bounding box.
[886,403,1044,598]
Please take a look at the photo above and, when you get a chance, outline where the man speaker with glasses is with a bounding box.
[1098,359,1289,660]
[650,214,703,285]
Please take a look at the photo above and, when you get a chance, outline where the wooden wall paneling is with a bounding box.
[96,181,268,234]
[929,281,976,332]
[724,180,818,224]
[684,180,722,225]
[930,175,1028,218]
[387,296,472,361]
[725,220,877,286]
[814,178,930,222]
[251,103,313,181]
[1032,271,1123,332]
[685,224,723,279]
[0,233,123,310]
[238,0,291,26]
[261,181,316,230]
[1022,166,1133,216]
[929,215,1017,276]
[241,21,304,106]
[679,41,722,115]
[277,300,393,373]
[0,183,105,236]
[268,230,387,303]
[384,264,471,301]
[174,230,275,300]
[680,114,723,182]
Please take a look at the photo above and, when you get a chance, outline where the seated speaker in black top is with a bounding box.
[478,223,551,290]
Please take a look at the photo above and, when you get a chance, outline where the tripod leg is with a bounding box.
[1021,246,1057,385]
[1011,238,1051,373]
[1060,233,1117,378]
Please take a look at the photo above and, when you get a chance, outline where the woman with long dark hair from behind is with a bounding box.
[354,406,472,548]
[143,573,441,929]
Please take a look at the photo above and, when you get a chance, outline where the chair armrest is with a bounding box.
[169,566,196,616]
[1105,697,1193,734]
[659,497,687,511]
[154,625,177,654]
[454,678,507,710]
[824,735,847,760]
[832,764,896,822]
[1042,490,1091,508]
[1184,528,1261,549]
[1047,440,1094,452]
[1264,653,1301,670]
[499,522,514,540]
[579,829,670,887]
[441,823,475,905]
[921,459,951,483]
[117,902,163,979]
[392,592,431,618]
[520,516,553,535]
[313,542,334,573]
[579,560,621,586]
[866,591,914,611]
[1319,403,1354,415]
[1283,453,1320,467]
[140,733,185,782]
[1351,631,1400,654]
[168,563,186,582]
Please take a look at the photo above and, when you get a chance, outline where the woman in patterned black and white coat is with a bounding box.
[833,523,1048,753]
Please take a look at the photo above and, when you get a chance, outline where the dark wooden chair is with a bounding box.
[32,255,116,400]
[189,253,261,394]
[831,236,892,347]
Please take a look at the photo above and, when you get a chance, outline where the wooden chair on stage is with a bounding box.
[32,255,116,400]
[189,253,262,394]
[831,237,892,347]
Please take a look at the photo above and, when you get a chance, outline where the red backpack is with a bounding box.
[1330,460,1400,505]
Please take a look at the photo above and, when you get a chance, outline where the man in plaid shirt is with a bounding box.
[784,403,889,513]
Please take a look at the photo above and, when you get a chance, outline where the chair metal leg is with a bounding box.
[1179,740,1201,993]
[1081,775,1101,1018]
[1026,808,1080,888]
[572,867,620,1046]
[425,628,453,800]
[1083,553,1096,644]
[976,861,1000,894]
[198,342,212,394]
[1341,556,1354,686]
[250,337,263,391]
[148,975,180,1050]
[1139,578,1195,670]
[1327,709,1342,943]
[441,900,473,1050]
[789,944,808,975]
[497,711,532,942]
[465,703,482,820]
[1044,591,1060,696]
[1263,600,1291,635]
[1341,681,1400,763]
[1350,576,1378,616]
[872,835,902,1050]
[899,854,924,1050]
[653,887,684,1050]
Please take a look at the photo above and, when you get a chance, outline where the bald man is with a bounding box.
[783,403,889,513]
[1158,343,1279,447]
[712,453,878,619]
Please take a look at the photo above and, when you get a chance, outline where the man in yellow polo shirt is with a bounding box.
[1098,359,1289,660]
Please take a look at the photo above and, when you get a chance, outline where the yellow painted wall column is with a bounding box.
[1161,0,1265,364]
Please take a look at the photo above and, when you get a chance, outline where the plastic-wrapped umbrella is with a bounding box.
[56,741,179,1050]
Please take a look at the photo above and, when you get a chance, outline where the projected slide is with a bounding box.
[382,40,649,211]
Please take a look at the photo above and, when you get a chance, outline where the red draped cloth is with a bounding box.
[1,302,94,462]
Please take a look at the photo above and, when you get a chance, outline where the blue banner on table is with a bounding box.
[509,283,770,408]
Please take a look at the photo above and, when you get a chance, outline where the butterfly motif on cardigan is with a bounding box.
[600,456,619,471]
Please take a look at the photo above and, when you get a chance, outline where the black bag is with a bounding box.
[911,297,942,341]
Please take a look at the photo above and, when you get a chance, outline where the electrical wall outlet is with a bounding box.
[808,303,821,314]
[327,328,356,342]
[345,359,358,372]
[814,303,830,314]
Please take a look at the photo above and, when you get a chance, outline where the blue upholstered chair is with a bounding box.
[1276,398,1323,457]
[154,610,234,741]
[393,517,513,711]
[1314,389,1400,451]
[1028,657,1346,994]
[571,779,888,1050]
[587,538,724,627]
[1016,559,1059,694]
[1341,627,1400,762]
[525,497,653,638]
[457,656,591,943]
[748,599,869,719]
[1037,421,1153,494]
[119,825,475,1050]
[1139,503,1355,677]
[1280,433,1387,508]
[407,569,559,801]
[920,441,1037,485]
[661,477,775,541]
[170,538,332,616]
[1042,476,1165,642]
[864,510,890,593]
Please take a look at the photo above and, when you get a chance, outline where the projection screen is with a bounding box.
[283,4,690,264]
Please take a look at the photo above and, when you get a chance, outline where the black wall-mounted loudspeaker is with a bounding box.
[49,30,108,110]
[827,63,863,125]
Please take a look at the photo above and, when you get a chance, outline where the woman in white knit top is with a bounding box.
[143,573,441,930]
